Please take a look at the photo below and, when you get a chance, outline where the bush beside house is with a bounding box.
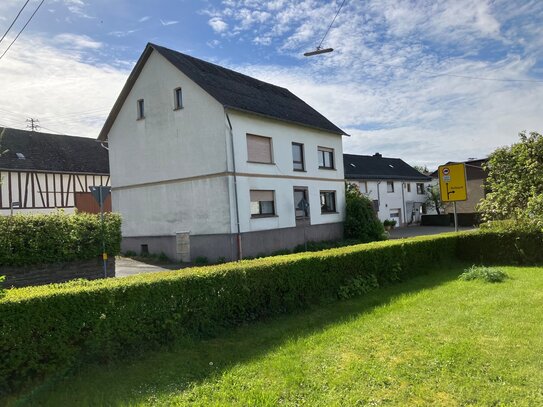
[0,212,121,267]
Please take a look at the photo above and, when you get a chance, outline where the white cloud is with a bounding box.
[138,16,150,23]
[0,36,129,138]
[53,33,102,49]
[160,19,179,26]
[208,17,228,33]
[108,29,139,38]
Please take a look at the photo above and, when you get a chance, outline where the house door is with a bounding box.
[293,188,309,226]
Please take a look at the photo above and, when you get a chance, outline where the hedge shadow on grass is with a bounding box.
[15,264,465,406]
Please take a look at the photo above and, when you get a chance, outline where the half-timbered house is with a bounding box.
[0,127,110,215]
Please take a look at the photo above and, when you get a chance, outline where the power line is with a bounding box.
[317,0,347,50]
[0,0,45,62]
[26,117,39,131]
[411,66,543,84]
[0,0,31,45]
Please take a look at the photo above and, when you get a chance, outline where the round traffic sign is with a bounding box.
[442,167,450,175]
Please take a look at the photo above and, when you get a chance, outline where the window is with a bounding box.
[250,190,275,217]
[387,181,394,193]
[417,183,425,194]
[359,181,368,194]
[294,188,309,218]
[247,134,273,163]
[137,99,144,120]
[320,191,336,213]
[292,143,305,171]
[318,147,334,169]
[174,87,183,109]
[406,183,411,193]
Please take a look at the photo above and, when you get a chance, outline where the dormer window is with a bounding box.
[174,87,183,110]
[137,99,145,120]
[16,152,25,160]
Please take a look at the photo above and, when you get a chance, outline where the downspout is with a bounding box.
[376,181,381,215]
[225,109,242,261]
[401,181,406,226]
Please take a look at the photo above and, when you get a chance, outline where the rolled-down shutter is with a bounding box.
[247,134,272,163]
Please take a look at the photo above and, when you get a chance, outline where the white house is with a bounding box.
[98,43,347,262]
[343,153,432,225]
[0,127,110,216]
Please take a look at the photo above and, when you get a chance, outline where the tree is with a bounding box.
[478,131,543,225]
[413,165,429,175]
[424,184,446,215]
[344,182,386,242]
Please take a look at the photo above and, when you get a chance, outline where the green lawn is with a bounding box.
[10,264,543,406]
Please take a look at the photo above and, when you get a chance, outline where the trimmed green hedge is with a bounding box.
[0,212,121,266]
[0,230,541,394]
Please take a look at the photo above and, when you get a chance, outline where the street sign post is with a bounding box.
[438,163,467,232]
[89,186,111,278]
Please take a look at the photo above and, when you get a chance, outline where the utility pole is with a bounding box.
[26,118,39,131]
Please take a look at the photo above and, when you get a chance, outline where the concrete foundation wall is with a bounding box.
[122,222,343,262]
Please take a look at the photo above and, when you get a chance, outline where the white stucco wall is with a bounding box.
[227,111,345,233]
[107,50,232,236]
[351,179,431,224]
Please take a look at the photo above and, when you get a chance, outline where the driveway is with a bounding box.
[115,257,185,277]
[388,225,475,239]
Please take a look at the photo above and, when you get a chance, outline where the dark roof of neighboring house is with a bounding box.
[430,158,488,180]
[344,153,431,181]
[0,127,109,174]
[98,43,345,140]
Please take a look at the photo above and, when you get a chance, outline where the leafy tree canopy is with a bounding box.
[478,131,543,228]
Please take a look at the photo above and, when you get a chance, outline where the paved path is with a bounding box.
[388,225,475,239]
[115,257,184,277]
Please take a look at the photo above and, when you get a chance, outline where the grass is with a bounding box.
[8,264,543,406]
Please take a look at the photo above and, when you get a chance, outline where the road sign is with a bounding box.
[90,186,111,207]
[438,163,467,202]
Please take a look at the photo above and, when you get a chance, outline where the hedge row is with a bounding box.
[0,212,121,266]
[0,230,541,394]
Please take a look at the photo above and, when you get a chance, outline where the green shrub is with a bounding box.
[194,256,209,265]
[0,230,540,394]
[459,265,509,283]
[344,182,386,242]
[0,211,122,267]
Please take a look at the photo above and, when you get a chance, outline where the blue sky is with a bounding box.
[0,0,542,168]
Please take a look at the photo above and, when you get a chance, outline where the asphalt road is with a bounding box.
[388,225,475,239]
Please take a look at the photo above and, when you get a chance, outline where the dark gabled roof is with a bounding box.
[344,153,431,181]
[0,127,109,174]
[98,43,345,140]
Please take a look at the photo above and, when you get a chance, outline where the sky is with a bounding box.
[0,0,542,169]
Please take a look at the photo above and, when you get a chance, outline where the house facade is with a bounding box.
[344,153,432,225]
[0,127,110,216]
[99,43,346,262]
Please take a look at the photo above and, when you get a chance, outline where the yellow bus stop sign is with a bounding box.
[438,163,467,202]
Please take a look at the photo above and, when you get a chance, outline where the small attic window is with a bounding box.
[388,164,394,168]
[137,99,145,120]
[350,163,356,167]
[16,153,25,160]
[174,87,183,110]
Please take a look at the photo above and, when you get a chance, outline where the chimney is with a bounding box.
[373,152,382,158]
